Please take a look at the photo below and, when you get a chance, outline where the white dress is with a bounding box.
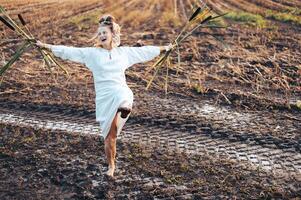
[48,44,161,139]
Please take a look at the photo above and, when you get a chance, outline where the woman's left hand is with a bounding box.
[160,43,174,52]
[165,43,174,51]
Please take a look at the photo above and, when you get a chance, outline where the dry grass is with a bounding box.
[161,10,182,27]
[0,0,300,107]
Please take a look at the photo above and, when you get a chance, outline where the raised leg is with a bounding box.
[104,113,118,177]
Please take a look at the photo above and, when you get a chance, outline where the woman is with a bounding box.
[36,14,172,177]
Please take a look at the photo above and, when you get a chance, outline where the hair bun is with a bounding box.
[99,14,115,25]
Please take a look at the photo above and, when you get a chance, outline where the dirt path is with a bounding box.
[1,100,300,199]
[1,94,300,176]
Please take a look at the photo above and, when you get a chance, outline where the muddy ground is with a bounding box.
[0,0,301,199]
[1,124,300,199]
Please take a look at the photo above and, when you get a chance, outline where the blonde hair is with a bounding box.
[88,14,121,48]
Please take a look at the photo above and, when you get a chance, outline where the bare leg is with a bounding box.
[105,113,118,177]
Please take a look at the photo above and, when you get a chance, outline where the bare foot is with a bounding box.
[106,166,115,177]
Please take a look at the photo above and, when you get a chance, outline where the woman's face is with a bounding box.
[98,26,113,48]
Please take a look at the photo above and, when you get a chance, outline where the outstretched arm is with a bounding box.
[124,43,174,67]
[36,40,88,65]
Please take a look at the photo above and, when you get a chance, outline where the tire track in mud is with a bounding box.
[0,98,300,177]
[133,92,301,151]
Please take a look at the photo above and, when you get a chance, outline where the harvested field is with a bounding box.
[0,0,300,199]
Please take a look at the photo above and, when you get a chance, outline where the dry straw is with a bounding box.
[0,6,68,76]
[145,2,228,94]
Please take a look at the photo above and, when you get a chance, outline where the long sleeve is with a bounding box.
[124,46,161,67]
[48,44,88,65]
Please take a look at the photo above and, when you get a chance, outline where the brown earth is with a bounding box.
[0,0,300,199]
[1,124,300,199]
